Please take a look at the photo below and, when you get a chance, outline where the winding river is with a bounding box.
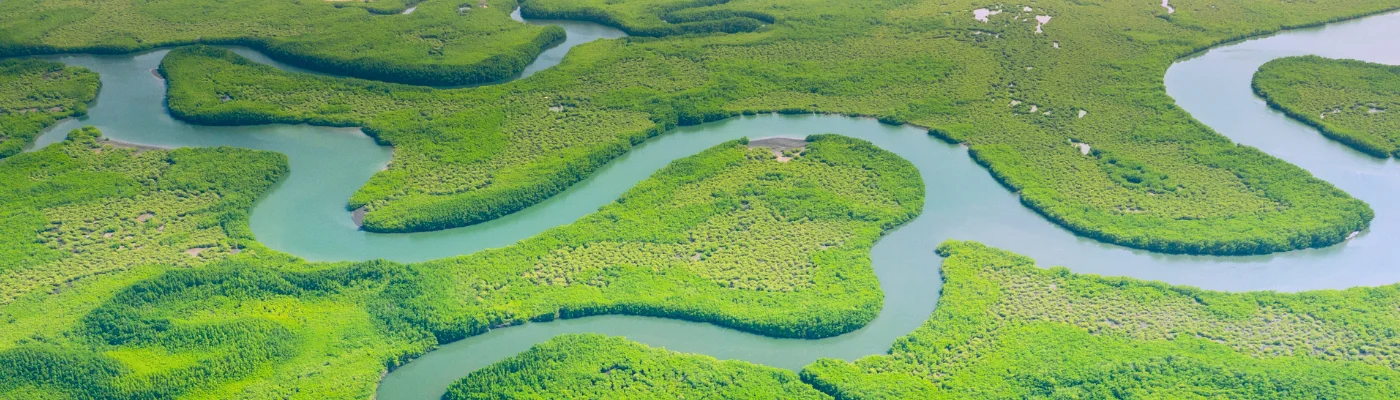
[18,9,1400,400]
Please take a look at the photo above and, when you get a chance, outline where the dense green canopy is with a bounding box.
[803,241,1400,399]
[444,334,828,399]
[0,59,98,158]
[0,127,286,305]
[1254,56,1400,158]
[153,0,1387,254]
[0,0,564,86]
[0,133,921,398]
[4,0,1400,398]
[448,241,1400,399]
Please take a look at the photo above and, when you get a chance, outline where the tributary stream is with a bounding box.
[19,9,1400,400]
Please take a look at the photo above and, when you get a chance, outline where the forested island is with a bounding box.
[3,0,1400,398]
[1254,56,1400,158]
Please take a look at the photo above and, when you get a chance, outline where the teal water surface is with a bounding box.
[18,10,1400,400]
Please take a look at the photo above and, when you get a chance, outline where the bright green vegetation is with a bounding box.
[2,258,424,399]
[0,134,921,398]
[159,44,666,233]
[444,334,828,399]
[0,127,296,397]
[0,0,563,86]
[1254,56,1400,158]
[9,0,1400,397]
[334,0,425,15]
[156,0,1393,254]
[521,0,775,36]
[0,126,286,305]
[802,241,1400,399]
[0,59,98,158]
[446,241,1400,399]
[396,134,922,339]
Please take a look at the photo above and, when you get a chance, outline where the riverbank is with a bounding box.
[3,4,1400,400]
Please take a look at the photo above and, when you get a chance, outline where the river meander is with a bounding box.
[17,10,1400,400]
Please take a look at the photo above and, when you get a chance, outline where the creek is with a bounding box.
[20,10,1400,400]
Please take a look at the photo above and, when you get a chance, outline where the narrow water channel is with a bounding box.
[17,10,1400,400]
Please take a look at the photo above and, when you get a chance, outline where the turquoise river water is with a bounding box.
[19,9,1400,400]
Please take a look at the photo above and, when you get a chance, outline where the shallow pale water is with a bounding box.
[15,10,1400,400]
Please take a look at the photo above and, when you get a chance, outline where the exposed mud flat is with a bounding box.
[352,206,368,227]
[748,137,807,162]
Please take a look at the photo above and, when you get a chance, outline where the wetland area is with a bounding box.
[8,4,1400,400]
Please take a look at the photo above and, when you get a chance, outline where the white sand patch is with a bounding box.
[1029,105,1039,113]
[974,8,1001,22]
[1011,100,1022,106]
[1369,107,1386,114]
[1034,15,1051,34]
[1162,0,1175,14]
[184,247,210,257]
[402,6,417,14]
[1053,41,1060,48]
[1071,141,1091,155]
[1078,109,1088,118]
[1023,6,1033,11]
[137,213,154,223]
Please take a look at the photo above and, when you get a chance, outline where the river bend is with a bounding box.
[17,10,1400,400]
